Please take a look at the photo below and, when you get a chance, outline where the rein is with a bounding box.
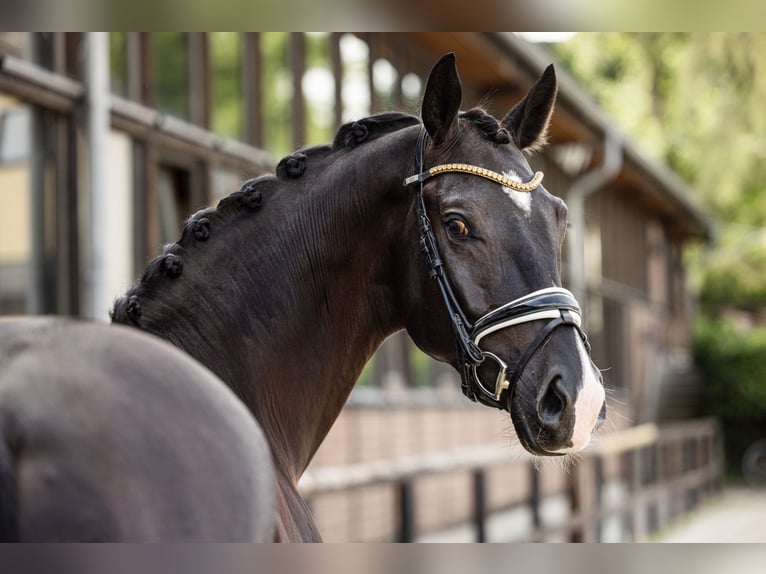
[403,129,590,409]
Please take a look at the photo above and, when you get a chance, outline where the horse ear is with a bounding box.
[501,64,558,152]
[421,53,462,145]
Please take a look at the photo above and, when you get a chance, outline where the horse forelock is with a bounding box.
[459,108,512,145]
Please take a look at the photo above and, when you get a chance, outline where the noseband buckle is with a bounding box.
[472,351,509,402]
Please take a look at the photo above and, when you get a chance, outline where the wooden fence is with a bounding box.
[298,418,723,542]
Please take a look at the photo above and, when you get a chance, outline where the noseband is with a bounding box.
[403,129,591,409]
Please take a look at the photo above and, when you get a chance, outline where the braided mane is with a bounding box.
[111,109,504,326]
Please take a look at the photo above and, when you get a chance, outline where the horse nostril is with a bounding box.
[538,375,570,427]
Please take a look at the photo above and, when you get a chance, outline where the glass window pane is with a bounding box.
[0,108,30,164]
[211,32,244,141]
[261,32,292,156]
[153,33,190,120]
[0,95,31,314]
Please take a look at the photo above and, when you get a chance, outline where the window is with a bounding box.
[0,107,30,165]
[0,98,71,315]
[0,97,31,314]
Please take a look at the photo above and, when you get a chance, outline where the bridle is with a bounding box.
[403,128,591,409]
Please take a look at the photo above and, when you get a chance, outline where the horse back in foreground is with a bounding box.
[0,317,275,541]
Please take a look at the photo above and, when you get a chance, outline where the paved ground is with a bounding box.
[656,488,766,542]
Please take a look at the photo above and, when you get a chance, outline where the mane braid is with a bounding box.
[333,112,420,150]
[276,145,333,179]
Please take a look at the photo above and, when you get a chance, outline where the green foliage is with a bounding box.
[694,319,766,419]
[211,32,243,141]
[551,34,766,311]
[154,33,190,120]
[551,33,766,228]
[693,319,766,473]
[699,229,766,313]
[261,32,292,157]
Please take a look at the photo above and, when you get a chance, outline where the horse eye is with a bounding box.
[446,218,470,238]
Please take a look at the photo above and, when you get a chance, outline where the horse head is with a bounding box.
[400,54,606,456]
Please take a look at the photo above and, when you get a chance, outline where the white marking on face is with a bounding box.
[550,336,605,454]
[502,169,532,217]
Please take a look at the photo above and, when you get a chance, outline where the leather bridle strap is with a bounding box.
[407,130,484,368]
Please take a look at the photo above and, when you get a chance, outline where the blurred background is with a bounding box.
[0,32,764,542]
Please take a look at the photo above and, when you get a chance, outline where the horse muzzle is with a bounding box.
[462,287,606,455]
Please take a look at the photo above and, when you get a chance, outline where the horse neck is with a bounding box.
[131,128,418,480]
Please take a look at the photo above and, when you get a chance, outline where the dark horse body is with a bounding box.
[0,317,275,541]
[0,55,605,541]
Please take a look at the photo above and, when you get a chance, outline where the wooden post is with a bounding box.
[529,463,542,538]
[397,480,415,542]
[242,33,262,148]
[473,469,487,542]
[593,455,604,542]
[569,463,584,542]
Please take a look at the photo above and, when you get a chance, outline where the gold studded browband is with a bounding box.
[403,163,544,192]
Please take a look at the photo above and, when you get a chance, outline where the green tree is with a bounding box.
[552,33,766,227]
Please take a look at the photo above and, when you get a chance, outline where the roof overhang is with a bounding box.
[404,32,711,242]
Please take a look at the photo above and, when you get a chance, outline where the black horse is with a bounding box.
[0,54,605,541]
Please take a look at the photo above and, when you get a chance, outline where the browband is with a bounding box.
[403,163,544,192]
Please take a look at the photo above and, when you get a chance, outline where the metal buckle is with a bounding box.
[471,350,509,402]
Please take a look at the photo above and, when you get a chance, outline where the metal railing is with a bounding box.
[299,418,723,542]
